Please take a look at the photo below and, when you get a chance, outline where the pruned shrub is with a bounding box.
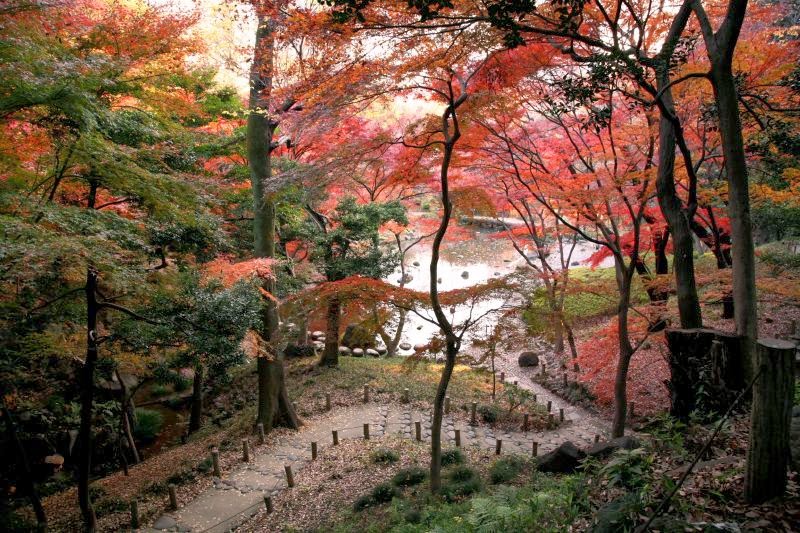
[354,482,399,511]
[370,448,400,464]
[441,448,464,467]
[489,456,525,484]
[392,467,427,487]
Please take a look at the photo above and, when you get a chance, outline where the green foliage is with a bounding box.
[598,448,654,491]
[440,448,465,467]
[478,404,500,424]
[354,482,399,511]
[133,408,164,442]
[489,456,526,484]
[371,448,400,464]
[441,465,482,502]
[391,467,427,487]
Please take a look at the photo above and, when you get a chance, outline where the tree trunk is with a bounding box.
[745,339,794,503]
[78,267,99,532]
[115,370,139,464]
[189,364,203,434]
[319,297,341,367]
[611,269,634,438]
[248,12,299,433]
[2,405,47,531]
[430,342,457,492]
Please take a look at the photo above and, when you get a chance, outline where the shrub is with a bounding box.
[478,404,499,424]
[150,384,170,397]
[196,457,213,473]
[441,467,482,502]
[490,456,525,484]
[448,465,478,483]
[371,448,400,464]
[392,467,427,487]
[599,448,653,490]
[441,448,464,467]
[133,408,164,442]
[354,482,399,511]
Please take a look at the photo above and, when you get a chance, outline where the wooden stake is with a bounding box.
[311,441,318,460]
[470,401,477,425]
[284,464,294,487]
[559,408,564,422]
[532,441,539,457]
[495,439,502,455]
[363,385,369,403]
[415,421,421,441]
[242,439,250,462]
[562,372,568,387]
[168,484,177,511]
[325,393,332,412]
[547,400,552,413]
[130,501,139,529]
[363,423,370,440]
[444,396,451,414]
[402,388,409,404]
[594,434,600,443]
[211,448,220,477]
[523,413,530,432]
[500,371,505,383]
[263,495,273,514]
[454,428,461,447]
[332,430,339,446]
[257,423,265,445]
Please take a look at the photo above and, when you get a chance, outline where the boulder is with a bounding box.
[311,330,325,340]
[518,351,540,367]
[153,516,177,530]
[312,341,325,351]
[399,342,412,351]
[377,346,388,355]
[341,323,375,349]
[461,270,469,279]
[413,344,428,353]
[338,346,352,356]
[366,348,379,357]
[537,441,585,473]
[284,343,315,358]
[412,261,420,267]
[586,436,640,459]
[352,348,364,357]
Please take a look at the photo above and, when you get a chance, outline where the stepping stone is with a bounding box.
[153,515,177,530]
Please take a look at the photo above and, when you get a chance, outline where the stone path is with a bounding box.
[144,392,610,532]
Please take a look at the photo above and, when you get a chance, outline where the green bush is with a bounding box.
[448,465,478,483]
[392,466,427,487]
[489,456,525,484]
[441,466,482,502]
[133,408,164,442]
[441,448,464,467]
[478,404,499,424]
[370,448,400,464]
[354,482,399,511]
[150,384,170,397]
[599,448,653,490]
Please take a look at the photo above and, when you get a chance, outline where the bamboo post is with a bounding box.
[363,423,370,440]
[415,421,421,441]
[470,401,477,425]
[454,428,461,447]
[284,464,294,487]
[532,441,539,457]
[311,441,318,460]
[211,447,220,477]
[168,484,177,511]
[745,339,795,503]
[325,393,332,412]
[130,501,139,530]
[332,430,339,446]
[242,439,250,462]
[263,495,273,514]
[495,439,502,455]
[257,423,266,445]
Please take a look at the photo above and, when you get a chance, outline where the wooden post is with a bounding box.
[594,434,600,444]
[263,495,273,514]
[532,441,538,457]
[242,439,250,462]
[311,442,318,460]
[168,484,178,511]
[444,396,451,414]
[548,413,554,426]
[363,423,370,440]
[514,380,518,386]
[332,430,339,446]
[325,393,332,412]
[415,421,421,441]
[745,339,795,503]
[629,402,635,418]
[211,447,220,477]
[454,428,461,447]
[523,413,530,432]
[532,393,537,403]
[130,501,139,530]
[500,371,505,383]
[284,464,294,488]
[495,439,502,455]
[470,402,477,425]
[402,388,409,404]
[562,372,567,387]
[363,385,369,403]
[573,361,580,372]
[546,400,552,413]
[559,408,564,422]
[257,423,266,445]
[541,363,547,377]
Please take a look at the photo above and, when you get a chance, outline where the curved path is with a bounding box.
[142,389,610,533]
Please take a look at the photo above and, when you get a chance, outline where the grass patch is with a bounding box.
[489,456,526,484]
[371,448,400,465]
[391,467,427,487]
[133,408,163,442]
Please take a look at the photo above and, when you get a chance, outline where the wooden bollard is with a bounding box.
[500,371,505,383]
[454,428,461,447]
[559,408,565,422]
[444,396,451,414]
[495,439,502,455]
[325,393,332,411]
[402,388,410,404]
[745,339,795,503]
[363,385,370,403]
[363,423,370,440]
[284,464,295,487]
[594,434,600,443]
[263,495,274,514]
[514,380,518,386]
[292,401,298,412]
[211,447,221,477]
[257,422,266,445]
[562,373,568,387]
[415,421,422,441]
[130,501,139,529]
[168,483,178,511]
[311,441,318,460]
[332,430,339,445]
[523,413,530,432]
[470,401,477,425]
[547,400,552,413]
[242,439,250,462]
[532,441,539,457]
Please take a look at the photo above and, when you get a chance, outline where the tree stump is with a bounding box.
[745,339,795,503]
